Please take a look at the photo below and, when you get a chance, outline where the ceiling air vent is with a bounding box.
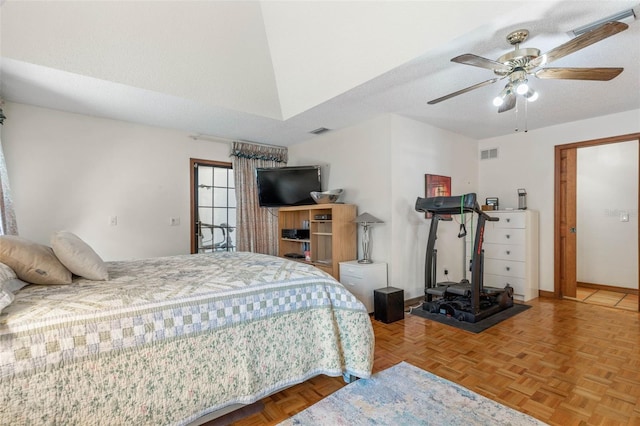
[480,148,498,160]
[309,127,331,135]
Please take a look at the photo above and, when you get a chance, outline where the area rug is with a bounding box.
[278,362,546,425]
[409,303,531,333]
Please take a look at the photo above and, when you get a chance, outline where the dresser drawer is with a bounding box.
[340,274,371,309]
[491,212,526,228]
[483,228,525,245]
[484,259,525,278]
[339,261,387,313]
[341,273,367,285]
[341,263,365,279]
[483,243,525,262]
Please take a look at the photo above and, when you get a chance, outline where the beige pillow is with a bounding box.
[0,236,72,285]
[51,231,108,281]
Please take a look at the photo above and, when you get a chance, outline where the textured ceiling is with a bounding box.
[1,1,639,146]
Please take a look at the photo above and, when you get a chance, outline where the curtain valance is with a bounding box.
[230,141,287,164]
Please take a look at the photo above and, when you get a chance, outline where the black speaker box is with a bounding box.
[374,287,404,323]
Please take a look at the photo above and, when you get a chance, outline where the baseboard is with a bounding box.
[538,290,555,298]
[403,295,424,310]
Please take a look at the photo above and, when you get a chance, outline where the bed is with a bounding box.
[0,240,375,425]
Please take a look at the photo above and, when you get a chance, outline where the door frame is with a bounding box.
[556,147,577,298]
[554,132,640,311]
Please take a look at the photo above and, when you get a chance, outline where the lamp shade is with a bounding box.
[354,213,384,224]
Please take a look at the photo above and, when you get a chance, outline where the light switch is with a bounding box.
[109,216,118,226]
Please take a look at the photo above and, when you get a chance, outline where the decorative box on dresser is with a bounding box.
[482,210,539,302]
[278,203,357,280]
[339,261,388,313]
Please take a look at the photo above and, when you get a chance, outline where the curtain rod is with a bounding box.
[188,133,286,149]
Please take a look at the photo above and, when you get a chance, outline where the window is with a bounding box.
[190,159,236,253]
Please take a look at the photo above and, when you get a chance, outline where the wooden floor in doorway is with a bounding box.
[233,296,640,426]
[572,286,639,312]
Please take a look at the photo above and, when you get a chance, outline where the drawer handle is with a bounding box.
[506,250,511,255]
[506,266,511,272]
[506,218,511,223]
[505,234,510,239]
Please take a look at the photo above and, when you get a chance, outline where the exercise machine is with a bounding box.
[414,193,513,323]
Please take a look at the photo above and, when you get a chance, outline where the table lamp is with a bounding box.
[354,212,384,264]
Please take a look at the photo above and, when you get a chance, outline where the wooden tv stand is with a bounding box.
[278,204,357,280]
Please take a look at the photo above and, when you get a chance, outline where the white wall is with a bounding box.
[389,115,478,299]
[287,114,393,267]
[577,141,638,289]
[2,102,231,260]
[479,109,640,293]
[288,113,478,299]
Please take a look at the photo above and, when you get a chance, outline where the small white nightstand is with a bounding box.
[339,260,388,313]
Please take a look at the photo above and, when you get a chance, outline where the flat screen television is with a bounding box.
[256,166,321,207]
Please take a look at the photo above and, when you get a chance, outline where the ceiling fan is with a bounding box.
[428,21,629,113]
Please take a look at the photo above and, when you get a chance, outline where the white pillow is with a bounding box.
[0,289,14,314]
[0,261,16,283]
[0,261,29,314]
[0,280,29,313]
[51,231,109,281]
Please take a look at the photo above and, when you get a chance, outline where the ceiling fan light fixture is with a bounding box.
[524,88,538,102]
[492,83,512,106]
[516,80,529,95]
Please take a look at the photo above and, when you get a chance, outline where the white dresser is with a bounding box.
[339,261,388,313]
[482,210,539,302]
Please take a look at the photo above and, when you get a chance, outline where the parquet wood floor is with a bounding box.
[575,286,639,312]
[233,297,640,426]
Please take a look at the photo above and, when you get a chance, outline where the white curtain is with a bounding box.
[231,141,287,255]
[0,107,18,236]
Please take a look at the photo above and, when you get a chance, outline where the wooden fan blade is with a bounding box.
[498,92,516,113]
[535,67,623,80]
[428,78,499,105]
[451,54,511,72]
[531,21,628,67]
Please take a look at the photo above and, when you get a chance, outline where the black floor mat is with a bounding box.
[409,303,531,333]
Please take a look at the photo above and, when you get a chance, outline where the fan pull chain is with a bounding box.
[514,96,529,133]
[524,95,529,133]
[515,97,519,132]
